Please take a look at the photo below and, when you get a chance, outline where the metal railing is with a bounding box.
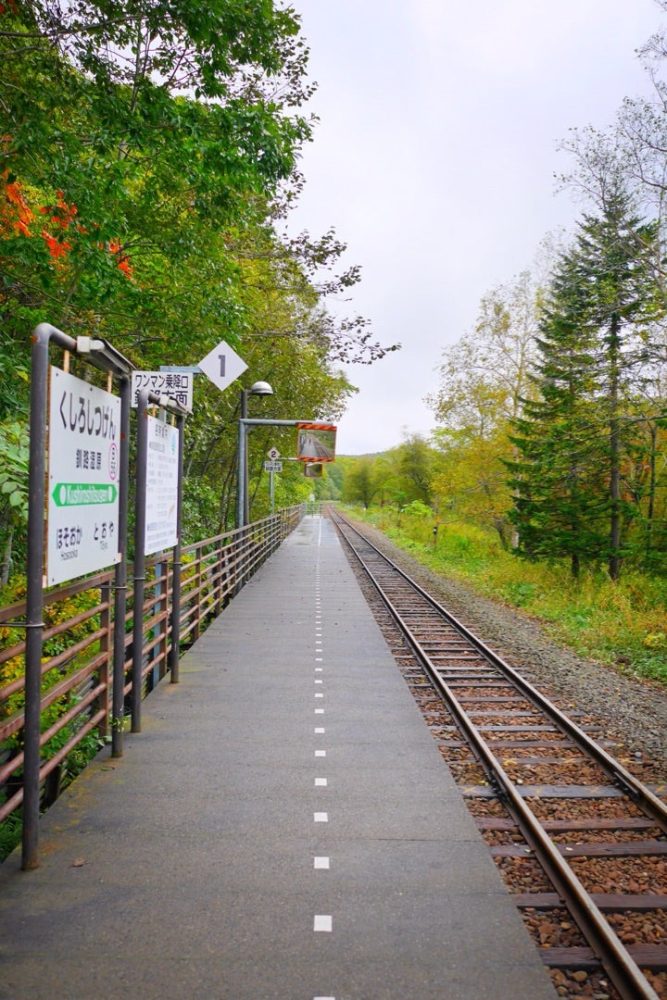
[0,504,304,829]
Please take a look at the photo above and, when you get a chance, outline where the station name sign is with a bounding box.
[46,367,121,586]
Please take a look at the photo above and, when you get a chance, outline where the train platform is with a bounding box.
[0,515,555,1000]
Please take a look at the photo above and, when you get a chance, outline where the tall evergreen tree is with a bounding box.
[509,189,663,579]
[508,256,608,577]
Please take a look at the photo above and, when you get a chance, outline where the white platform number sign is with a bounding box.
[144,415,180,555]
[47,367,121,586]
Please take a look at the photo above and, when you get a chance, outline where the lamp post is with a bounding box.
[237,381,274,528]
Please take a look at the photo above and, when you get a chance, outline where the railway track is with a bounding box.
[331,509,667,1000]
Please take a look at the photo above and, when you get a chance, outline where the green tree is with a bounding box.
[509,190,664,579]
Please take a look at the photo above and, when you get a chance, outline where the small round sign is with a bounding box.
[267,446,280,460]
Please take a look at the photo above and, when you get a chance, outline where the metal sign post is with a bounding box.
[23,324,132,870]
[131,389,187,735]
[111,376,131,759]
[236,419,337,528]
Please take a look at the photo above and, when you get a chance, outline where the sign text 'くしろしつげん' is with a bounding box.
[131,370,193,411]
[144,414,180,555]
[46,366,121,586]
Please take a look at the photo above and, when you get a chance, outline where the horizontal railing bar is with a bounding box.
[0,570,114,624]
[39,683,106,750]
[0,504,306,837]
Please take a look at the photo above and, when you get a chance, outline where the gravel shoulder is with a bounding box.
[349,518,667,779]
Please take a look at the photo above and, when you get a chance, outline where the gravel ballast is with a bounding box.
[347,519,667,779]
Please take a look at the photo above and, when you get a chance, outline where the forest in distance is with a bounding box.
[1,2,667,687]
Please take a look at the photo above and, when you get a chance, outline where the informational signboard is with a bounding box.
[264,460,283,473]
[198,340,247,394]
[304,463,323,478]
[46,367,121,586]
[267,446,280,460]
[296,423,337,463]
[131,370,193,411]
[144,415,180,555]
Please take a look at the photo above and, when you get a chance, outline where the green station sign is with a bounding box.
[51,482,118,507]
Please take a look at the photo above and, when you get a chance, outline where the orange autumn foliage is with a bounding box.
[108,239,133,278]
[1,169,34,237]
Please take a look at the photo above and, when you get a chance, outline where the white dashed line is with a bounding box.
[315,657,323,662]
[315,777,327,786]
[314,727,325,733]
[315,749,326,757]
[314,915,332,932]
[315,708,324,714]
[315,693,324,698]
[315,679,323,684]
[314,812,328,823]
[314,857,330,869]
[315,667,323,672]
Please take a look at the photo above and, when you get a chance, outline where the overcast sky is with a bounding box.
[287,0,662,454]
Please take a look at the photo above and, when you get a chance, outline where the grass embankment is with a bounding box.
[346,506,667,686]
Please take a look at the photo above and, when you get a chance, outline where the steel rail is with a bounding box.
[335,512,667,832]
[333,511,661,1000]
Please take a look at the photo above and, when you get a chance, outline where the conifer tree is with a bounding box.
[508,255,608,577]
[509,188,662,579]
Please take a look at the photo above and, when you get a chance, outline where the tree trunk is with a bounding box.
[645,422,657,564]
[0,524,14,586]
[608,312,622,582]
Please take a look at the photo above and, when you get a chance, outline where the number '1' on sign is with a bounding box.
[198,340,246,393]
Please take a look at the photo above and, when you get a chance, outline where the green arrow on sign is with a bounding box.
[52,483,118,507]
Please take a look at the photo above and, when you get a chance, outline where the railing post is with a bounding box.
[111,374,131,758]
[131,389,150,734]
[193,544,203,641]
[156,560,168,683]
[98,580,112,740]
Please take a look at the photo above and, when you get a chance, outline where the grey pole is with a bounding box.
[236,388,248,529]
[235,416,329,527]
[22,326,54,869]
[111,375,131,756]
[169,413,185,684]
[270,469,275,515]
[131,388,150,733]
[236,409,247,529]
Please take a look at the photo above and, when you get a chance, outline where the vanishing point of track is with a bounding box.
[332,510,667,1000]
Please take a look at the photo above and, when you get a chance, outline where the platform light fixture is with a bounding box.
[238,381,275,527]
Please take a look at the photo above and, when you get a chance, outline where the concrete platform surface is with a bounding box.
[0,516,555,1000]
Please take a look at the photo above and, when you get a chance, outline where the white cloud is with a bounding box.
[290,0,661,453]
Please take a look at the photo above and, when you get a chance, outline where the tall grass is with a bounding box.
[348,505,667,685]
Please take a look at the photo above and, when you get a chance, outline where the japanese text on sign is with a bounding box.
[46,367,121,586]
[131,370,193,412]
[144,416,179,555]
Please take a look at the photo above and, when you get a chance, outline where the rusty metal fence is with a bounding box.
[0,504,304,830]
